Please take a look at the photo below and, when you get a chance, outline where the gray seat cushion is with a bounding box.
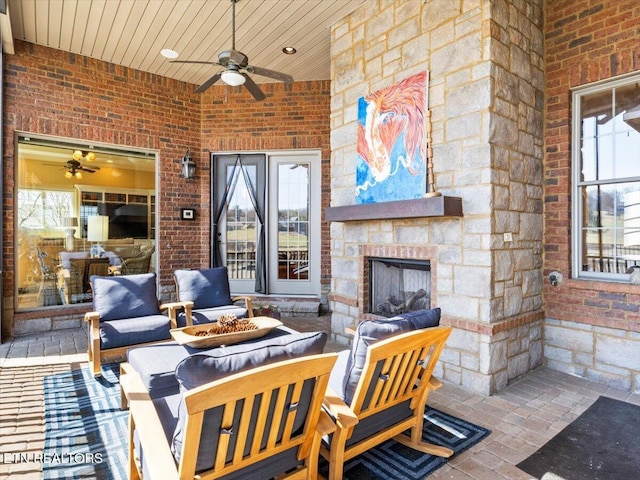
[176,305,248,328]
[126,342,192,397]
[126,327,297,397]
[91,272,160,320]
[171,331,328,472]
[327,349,350,401]
[174,267,233,310]
[341,308,441,404]
[100,314,170,350]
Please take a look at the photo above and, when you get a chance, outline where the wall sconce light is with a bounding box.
[181,148,196,179]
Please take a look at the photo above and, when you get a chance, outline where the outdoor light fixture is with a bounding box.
[221,69,246,86]
[181,148,196,179]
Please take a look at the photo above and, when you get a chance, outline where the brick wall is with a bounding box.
[544,0,640,391]
[2,41,332,335]
[200,80,332,297]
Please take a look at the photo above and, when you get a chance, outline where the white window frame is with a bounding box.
[571,71,640,281]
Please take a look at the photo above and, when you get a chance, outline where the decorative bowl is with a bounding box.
[170,316,283,348]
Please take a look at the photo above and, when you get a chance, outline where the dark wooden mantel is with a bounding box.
[325,196,463,222]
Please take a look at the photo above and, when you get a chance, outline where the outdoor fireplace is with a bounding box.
[368,257,431,317]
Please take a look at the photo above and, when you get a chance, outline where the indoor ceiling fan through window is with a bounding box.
[45,151,100,179]
[170,0,293,100]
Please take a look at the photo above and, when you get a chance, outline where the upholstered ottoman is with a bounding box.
[124,325,299,399]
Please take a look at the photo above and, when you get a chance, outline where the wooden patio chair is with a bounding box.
[121,353,340,480]
[172,267,253,327]
[85,273,189,377]
[321,325,453,480]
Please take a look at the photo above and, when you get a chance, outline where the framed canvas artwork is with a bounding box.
[355,71,429,204]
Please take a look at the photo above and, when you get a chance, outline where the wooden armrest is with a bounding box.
[428,376,443,391]
[232,295,254,302]
[84,311,100,323]
[344,327,356,336]
[160,300,194,311]
[121,372,179,480]
[323,387,358,429]
[160,301,193,329]
[317,409,337,437]
[232,296,254,316]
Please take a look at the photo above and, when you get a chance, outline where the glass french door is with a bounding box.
[267,153,320,295]
[212,151,320,296]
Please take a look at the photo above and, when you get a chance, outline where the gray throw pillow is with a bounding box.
[174,331,327,390]
[341,308,441,404]
[91,272,160,321]
[174,267,233,310]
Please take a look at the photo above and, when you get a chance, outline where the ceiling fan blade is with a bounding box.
[242,74,266,101]
[248,65,293,84]
[195,73,222,93]
[170,60,219,65]
[82,166,100,173]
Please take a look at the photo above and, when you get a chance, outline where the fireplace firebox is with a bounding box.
[368,257,431,317]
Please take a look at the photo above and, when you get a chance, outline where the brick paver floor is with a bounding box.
[1,316,638,479]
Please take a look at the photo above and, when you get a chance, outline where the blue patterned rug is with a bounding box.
[43,365,489,480]
[319,407,490,480]
[43,364,126,479]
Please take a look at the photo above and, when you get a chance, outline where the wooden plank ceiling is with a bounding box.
[5,0,365,86]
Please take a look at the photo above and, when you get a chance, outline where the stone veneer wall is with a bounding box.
[329,0,544,394]
[543,0,640,392]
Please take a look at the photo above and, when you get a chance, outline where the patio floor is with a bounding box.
[1,316,639,480]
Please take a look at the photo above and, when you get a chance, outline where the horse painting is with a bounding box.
[356,71,428,204]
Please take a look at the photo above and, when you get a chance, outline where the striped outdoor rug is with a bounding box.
[319,407,490,480]
[43,364,126,480]
[43,365,489,480]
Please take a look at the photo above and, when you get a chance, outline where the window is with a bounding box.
[572,73,640,280]
[16,136,157,310]
[18,189,74,230]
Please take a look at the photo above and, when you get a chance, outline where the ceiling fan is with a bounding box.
[45,154,100,179]
[63,159,99,179]
[170,0,294,100]
[61,159,100,179]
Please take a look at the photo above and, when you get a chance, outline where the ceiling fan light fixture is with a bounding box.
[72,150,83,160]
[65,171,72,179]
[221,70,246,86]
[75,171,82,179]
